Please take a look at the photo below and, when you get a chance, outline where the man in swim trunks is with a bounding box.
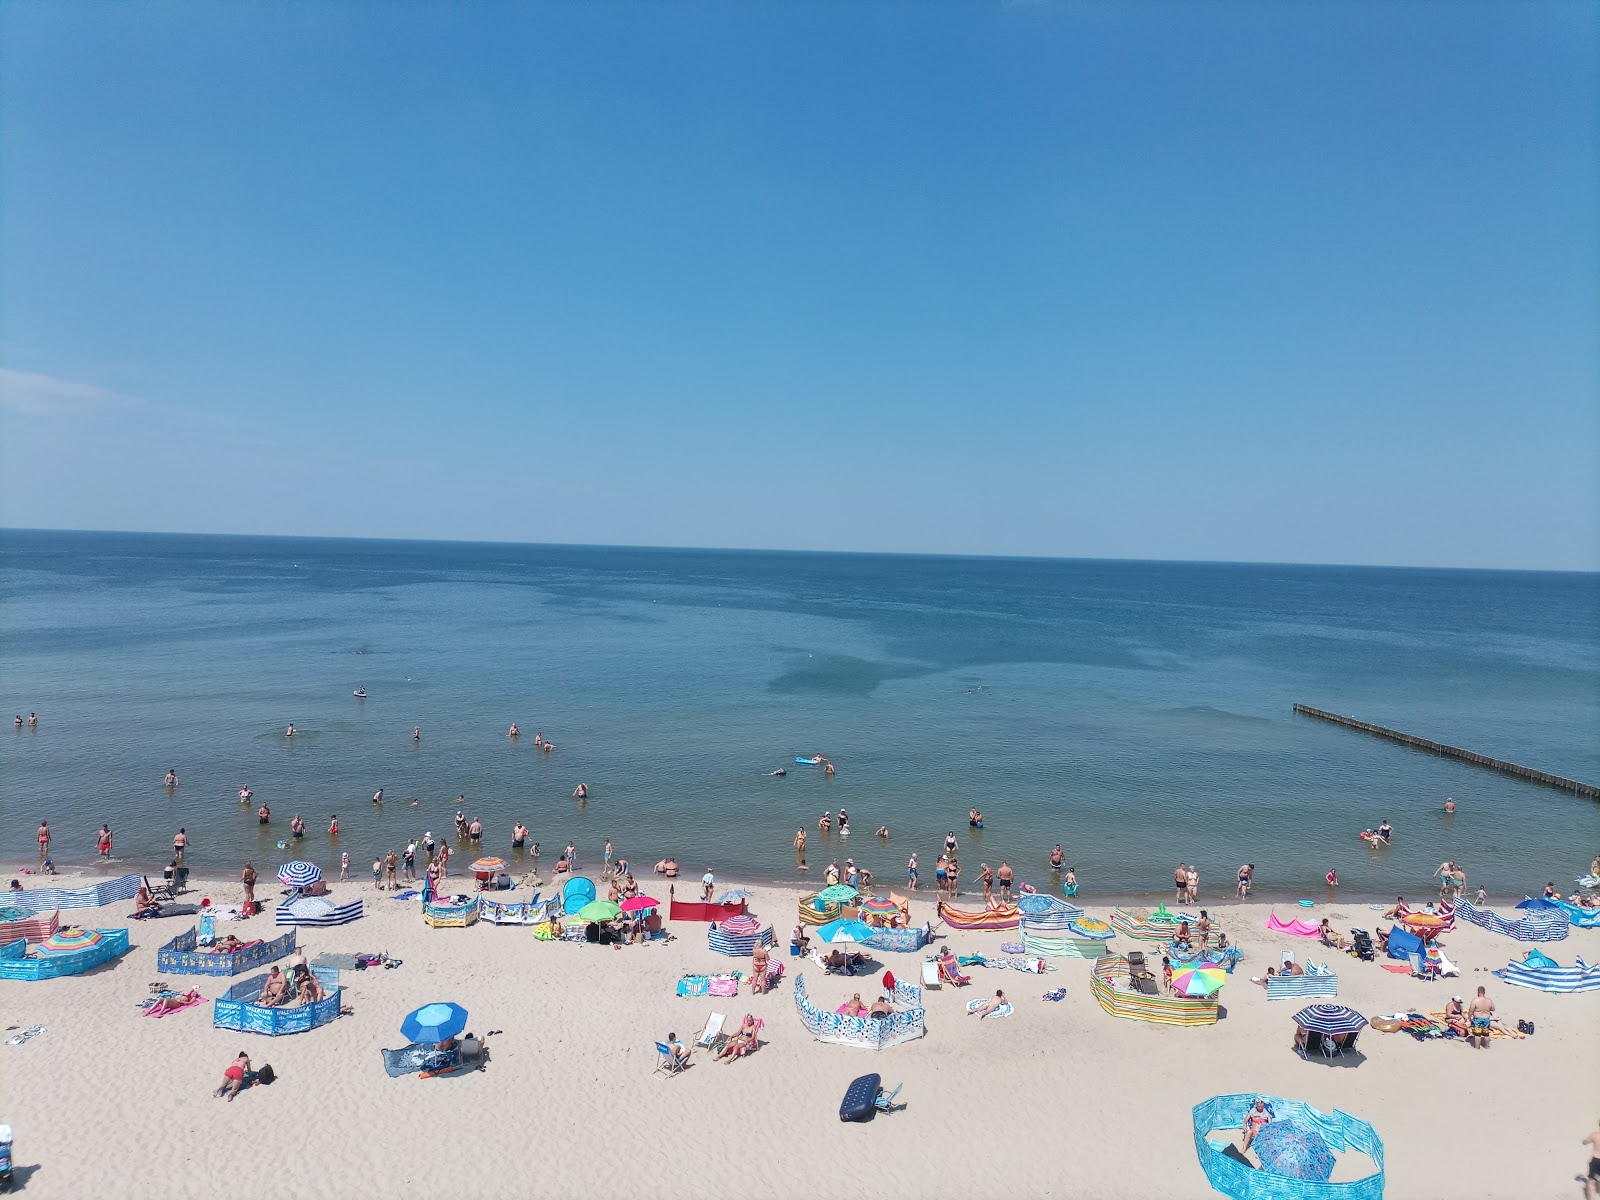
[1175,863,1188,903]
[907,853,917,890]
[1467,985,1495,1050]
[997,861,1014,903]
[37,821,50,858]
[513,823,528,850]
[935,855,949,894]
[1050,844,1064,870]
[257,967,289,1007]
[290,814,305,839]
[468,818,483,845]
[258,803,271,825]
[1581,1123,1600,1200]
[165,769,178,788]
[1237,864,1253,899]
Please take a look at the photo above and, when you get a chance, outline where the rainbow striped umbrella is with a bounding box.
[470,857,507,875]
[41,927,104,953]
[858,895,900,915]
[1170,965,1227,997]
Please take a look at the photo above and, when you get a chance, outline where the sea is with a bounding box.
[2,529,1597,903]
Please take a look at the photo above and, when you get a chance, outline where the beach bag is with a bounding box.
[256,1064,276,1086]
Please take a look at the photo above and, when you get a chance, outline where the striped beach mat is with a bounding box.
[1454,897,1568,942]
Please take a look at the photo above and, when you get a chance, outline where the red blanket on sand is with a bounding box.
[1266,914,1321,937]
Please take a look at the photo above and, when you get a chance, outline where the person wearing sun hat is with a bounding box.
[1444,994,1468,1037]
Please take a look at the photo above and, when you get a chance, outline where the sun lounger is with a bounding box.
[921,960,941,989]
[654,1041,684,1076]
[937,958,972,987]
[696,1012,727,1052]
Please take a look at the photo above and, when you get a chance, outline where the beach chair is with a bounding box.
[874,1083,904,1113]
[921,960,942,990]
[726,1018,764,1061]
[696,1012,728,1053]
[1319,1033,1344,1060]
[937,958,972,987]
[654,1042,684,1076]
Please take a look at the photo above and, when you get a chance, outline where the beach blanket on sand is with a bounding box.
[966,998,1015,1019]
[1424,1011,1526,1040]
[382,1045,441,1077]
[1266,914,1321,937]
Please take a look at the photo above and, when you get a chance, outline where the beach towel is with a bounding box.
[392,890,421,901]
[1425,1011,1526,1039]
[1042,988,1066,1002]
[675,976,710,998]
[1380,964,1412,974]
[708,974,740,997]
[143,990,204,1018]
[381,1045,441,1077]
[966,998,1015,1019]
[1266,914,1321,937]
[5,1025,46,1046]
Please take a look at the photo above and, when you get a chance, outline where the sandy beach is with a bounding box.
[1,868,1595,1199]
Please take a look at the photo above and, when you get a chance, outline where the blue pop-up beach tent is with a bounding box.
[1385,925,1423,963]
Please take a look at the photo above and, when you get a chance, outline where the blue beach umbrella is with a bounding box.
[816,919,875,944]
[1292,1004,1368,1035]
[277,860,322,888]
[401,1001,469,1044]
[715,889,753,904]
[1252,1120,1336,1182]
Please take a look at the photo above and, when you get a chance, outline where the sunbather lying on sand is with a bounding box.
[968,990,1007,1017]
[213,1051,252,1102]
[148,988,202,1014]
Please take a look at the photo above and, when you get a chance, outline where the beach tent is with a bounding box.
[561,877,597,914]
[1384,925,1423,963]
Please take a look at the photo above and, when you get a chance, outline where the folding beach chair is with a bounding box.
[921,960,942,989]
[938,959,972,987]
[696,1012,727,1053]
[874,1083,904,1113]
[654,1042,684,1076]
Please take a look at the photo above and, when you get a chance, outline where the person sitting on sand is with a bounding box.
[1383,896,1410,919]
[968,989,1007,1017]
[869,995,894,1019]
[134,881,158,912]
[214,934,243,954]
[257,966,289,1007]
[1254,968,1277,987]
[1241,1099,1272,1151]
[716,1014,760,1060]
[837,992,868,1018]
[1444,995,1468,1037]
[214,1050,252,1102]
[1175,921,1192,950]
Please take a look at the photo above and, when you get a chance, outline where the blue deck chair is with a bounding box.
[874,1083,904,1113]
[654,1041,684,1076]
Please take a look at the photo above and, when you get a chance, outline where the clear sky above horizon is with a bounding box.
[2,3,1596,570]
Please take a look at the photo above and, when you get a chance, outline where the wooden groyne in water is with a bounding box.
[1292,704,1600,800]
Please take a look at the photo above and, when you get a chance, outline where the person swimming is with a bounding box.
[372,788,383,805]
[767,768,787,776]
[354,687,366,698]
[573,783,589,800]
[285,724,295,737]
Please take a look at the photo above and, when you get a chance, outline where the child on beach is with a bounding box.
[1162,956,1173,993]
[340,852,350,880]
[372,857,383,888]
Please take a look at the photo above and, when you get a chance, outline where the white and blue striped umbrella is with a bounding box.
[1292,1004,1367,1034]
[277,860,323,887]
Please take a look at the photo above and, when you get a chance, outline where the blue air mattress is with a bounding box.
[840,1072,882,1123]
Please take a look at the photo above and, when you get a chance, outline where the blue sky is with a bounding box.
[2,3,1595,569]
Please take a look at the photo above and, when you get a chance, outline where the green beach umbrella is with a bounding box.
[576,899,622,923]
[817,884,859,904]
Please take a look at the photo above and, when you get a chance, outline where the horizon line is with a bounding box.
[2,525,1594,577]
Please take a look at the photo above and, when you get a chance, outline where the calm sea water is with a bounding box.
[2,530,1597,902]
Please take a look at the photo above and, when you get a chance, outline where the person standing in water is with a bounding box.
[28,712,37,728]
[328,815,339,837]
[290,814,305,840]
[1444,797,1456,813]
[573,783,589,800]
[508,723,519,738]
[165,769,178,789]
[172,828,188,863]
[512,822,528,850]
[794,827,807,869]
[97,824,112,858]
[372,788,383,805]
[412,726,421,743]
[257,802,271,825]
[285,724,295,738]
[37,820,50,858]
[239,786,253,805]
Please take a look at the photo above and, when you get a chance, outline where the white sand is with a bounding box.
[1,871,1596,1199]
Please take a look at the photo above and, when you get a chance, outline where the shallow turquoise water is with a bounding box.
[2,530,1596,901]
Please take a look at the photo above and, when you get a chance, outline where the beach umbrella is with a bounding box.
[1252,1120,1336,1182]
[277,861,322,888]
[817,884,859,905]
[720,914,762,936]
[1515,897,1560,911]
[470,857,507,875]
[1292,1004,1368,1035]
[400,1001,469,1045]
[715,888,753,904]
[816,918,875,943]
[1170,965,1227,997]
[1068,917,1113,938]
[576,899,622,923]
[620,895,660,913]
[40,927,104,953]
[858,895,900,916]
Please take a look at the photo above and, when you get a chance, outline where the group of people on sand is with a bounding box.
[253,952,327,1008]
